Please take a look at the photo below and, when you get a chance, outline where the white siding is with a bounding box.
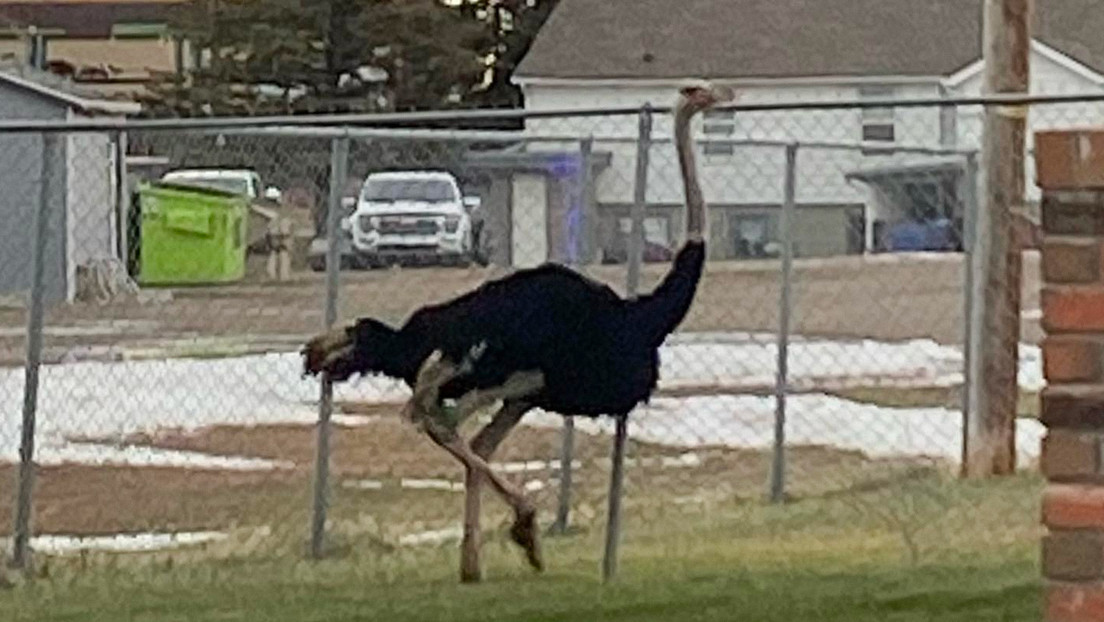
[65,112,118,300]
[520,42,1104,217]
[522,82,945,215]
[511,174,548,267]
[950,43,1104,204]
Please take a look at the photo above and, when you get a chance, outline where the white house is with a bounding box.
[511,0,1104,261]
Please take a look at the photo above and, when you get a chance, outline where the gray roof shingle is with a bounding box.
[514,0,1104,80]
[0,60,140,114]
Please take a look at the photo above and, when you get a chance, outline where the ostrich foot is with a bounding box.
[509,506,543,572]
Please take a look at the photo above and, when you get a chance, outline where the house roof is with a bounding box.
[0,61,140,114]
[514,0,1104,82]
[0,1,181,39]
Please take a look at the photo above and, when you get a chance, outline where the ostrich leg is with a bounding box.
[404,351,545,571]
[461,400,531,583]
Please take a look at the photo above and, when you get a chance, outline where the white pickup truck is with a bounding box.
[342,170,481,267]
[161,168,282,203]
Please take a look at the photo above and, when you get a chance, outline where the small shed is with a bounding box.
[464,147,611,268]
[0,65,140,304]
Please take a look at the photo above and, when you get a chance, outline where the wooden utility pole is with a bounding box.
[964,0,1032,477]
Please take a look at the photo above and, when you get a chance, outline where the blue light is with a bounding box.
[547,152,582,178]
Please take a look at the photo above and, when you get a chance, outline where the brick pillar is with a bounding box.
[1037,129,1104,622]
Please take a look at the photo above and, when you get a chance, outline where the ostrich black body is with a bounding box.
[325,239,705,418]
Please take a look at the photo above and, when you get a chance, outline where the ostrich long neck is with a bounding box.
[628,101,708,346]
[675,103,705,243]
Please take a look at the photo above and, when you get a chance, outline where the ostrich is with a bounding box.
[302,80,734,577]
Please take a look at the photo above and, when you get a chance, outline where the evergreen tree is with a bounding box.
[143,0,491,117]
[459,0,560,109]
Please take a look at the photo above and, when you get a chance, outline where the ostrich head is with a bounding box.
[676,79,737,115]
[303,317,412,382]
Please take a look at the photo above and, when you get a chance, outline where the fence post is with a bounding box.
[309,132,350,559]
[551,416,575,535]
[113,130,129,267]
[769,142,798,504]
[964,0,1032,478]
[959,152,980,475]
[552,137,596,536]
[602,104,652,582]
[579,137,596,265]
[10,133,57,573]
[625,107,651,296]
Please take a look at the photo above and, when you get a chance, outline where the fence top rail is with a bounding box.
[205,125,974,156]
[0,91,1101,134]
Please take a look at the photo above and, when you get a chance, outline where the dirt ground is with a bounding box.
[0,251,1027,544]
[0,250,1042,367]
[0,401,917,540]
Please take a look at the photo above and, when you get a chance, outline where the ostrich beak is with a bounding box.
[678,80,737,110]
[710,84,737,105]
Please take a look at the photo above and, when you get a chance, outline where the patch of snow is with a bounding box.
[342,479,385,490]
[30,442,295,471]
[398,526,463,546]
[524,393,1046,466]
[0,351,408,467]
[494,460,557,474]
[492,459,583,473]
[400,478,464,492]
[20,531,228,554]
[0,333,1046,469]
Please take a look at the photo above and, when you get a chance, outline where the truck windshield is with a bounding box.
[164,175,251,196]
[362,179,456,203]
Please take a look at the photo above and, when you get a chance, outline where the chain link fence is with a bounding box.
[3,92,1103,586]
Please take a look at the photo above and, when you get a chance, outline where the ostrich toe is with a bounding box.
[509,507,543,572]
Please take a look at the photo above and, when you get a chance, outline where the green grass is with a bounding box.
[3,472,1045,622]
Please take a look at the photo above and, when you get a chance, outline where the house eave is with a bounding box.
[512,74,949,89]
[943,40,1104,89]
[845,157,966,185]
[0,71,141,116]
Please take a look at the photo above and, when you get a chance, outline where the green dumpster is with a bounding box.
[136,182,249,285]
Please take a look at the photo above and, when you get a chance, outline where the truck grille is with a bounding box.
[368,214,439,235]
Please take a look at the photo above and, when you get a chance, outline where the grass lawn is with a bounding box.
[3,471,1044,622]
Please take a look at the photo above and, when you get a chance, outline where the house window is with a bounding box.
[728,213,777,259]
[701,109,736,161]
[902,177,961,223]
[111,23,169,40]
[860,86,896,154]
[602,215,671,264]
[618,216,670,247]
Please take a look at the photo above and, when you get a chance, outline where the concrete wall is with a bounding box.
[0,85,69,304]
